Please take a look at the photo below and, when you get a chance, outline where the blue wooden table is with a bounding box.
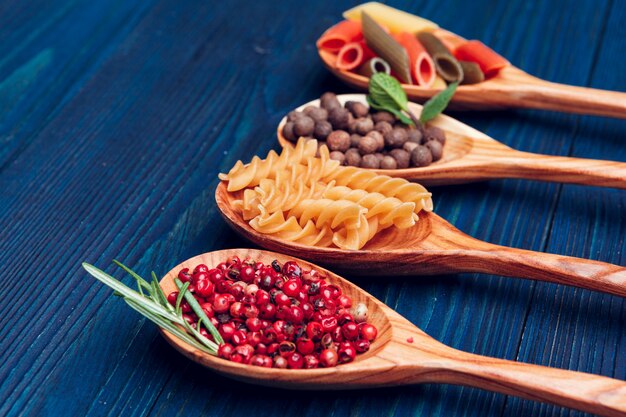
[1,0,624,416]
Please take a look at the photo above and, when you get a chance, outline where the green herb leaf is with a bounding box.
[419,81,458,123]
[368,73,409,111]
[367,96,414,126]
[175,278,224,345]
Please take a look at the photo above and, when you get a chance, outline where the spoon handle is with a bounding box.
[489,150,626,189]
[431,349,626,416]
[500,69,626,118]
[424,216,626,297]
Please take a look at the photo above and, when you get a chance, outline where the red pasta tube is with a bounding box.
[394,32,436,88]
[336,41,374,71]
[317,20,363,53]
[454,40,509,78]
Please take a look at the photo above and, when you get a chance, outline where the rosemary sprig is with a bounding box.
[82,261,222,355]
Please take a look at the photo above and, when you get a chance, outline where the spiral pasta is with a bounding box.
[221,138,433,250]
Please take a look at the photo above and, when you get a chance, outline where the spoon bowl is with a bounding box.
[319,29,626,118]
[215,181,626,297]
[160,248,626,415]
[278,94,626,188]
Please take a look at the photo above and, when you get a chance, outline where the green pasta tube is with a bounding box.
[361,12,412,84]
[357,57,391,78]
[459,60,484,84]
[417,32,464,83]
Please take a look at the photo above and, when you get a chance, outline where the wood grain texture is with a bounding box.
[0,0,624,416]
[318,30,626,117]
[160,249,626,416]
[278,94,626,188]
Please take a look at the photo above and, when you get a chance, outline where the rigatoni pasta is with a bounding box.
[343,2,438,34]
[417,32,464,83]
[357,57,391,77]
[454,40,509,77]
[394,32,436,88]
[317,20,363,53]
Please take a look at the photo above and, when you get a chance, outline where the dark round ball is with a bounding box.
[303,105,328,123]
[366,131,385,151]
[313,120,333,141]
[347,113,356,133]
[345,148,362,167]
[320,92,341,110]
[358,135,378,155]
[354,117,374,135]
[374,153,385,162]
[329,151,346,164]
[293,116,315,137]
[326,130,351,152]
[425,140,443,161]
[282,121,296,142]
[374,121,393,136]
[287,110,305,122]
[403,141,419,153]
[380,156,397,170]
[423,126,446,145]
[345,101,370,118]
[350,134,362,148]
[384,127,409,148]
[372,111,396,124]
[328,107,350,130]
[411,145,433,167]
[407,129,423,143]
[361,154,380,169]
[389,149,410,169]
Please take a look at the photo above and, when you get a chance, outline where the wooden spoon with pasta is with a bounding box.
[161,248,626,416]
[277,94,626,188]
[319,29,626,118]
[215,182,626,297]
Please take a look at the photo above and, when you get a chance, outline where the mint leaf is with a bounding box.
[368,73,409,112]
[366,95,414,125]
[419,82,458,124]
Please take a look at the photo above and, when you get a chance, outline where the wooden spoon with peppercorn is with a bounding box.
[215,182,626,297]
[277,94,626,189]
[160,249,626,417]
[319,28,626,118]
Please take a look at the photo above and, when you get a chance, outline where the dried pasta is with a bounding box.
[454,40,509,78]
[417,32,463,83]
[361,12,412,84]
[336,41,374,71]
[343,2,438,34]
[222,138,433,250]
[316,20,363,53]
[357,57,391,77]
[459,61,484,85]
[394,32,436,87]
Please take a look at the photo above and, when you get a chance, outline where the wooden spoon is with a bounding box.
[215,182,626,297]
[160,248,626,416]
[278,94,626,187]
[319,29,626,118]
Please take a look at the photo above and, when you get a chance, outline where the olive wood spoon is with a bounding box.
[278,94,626,188]
[319,29,626,118]
[160,249,626,416]
[215,182,626,297]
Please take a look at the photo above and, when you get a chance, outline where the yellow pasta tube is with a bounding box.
[343,2,438,34]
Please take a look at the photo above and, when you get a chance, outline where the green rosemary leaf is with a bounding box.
[151,271,172,309]
[175,281,190,312]
[124,298,214,354]
[113,260,153,294]
[175,278,224,345]
[82,263,173,320]
[181,317,220,352]
[419,81,458,123]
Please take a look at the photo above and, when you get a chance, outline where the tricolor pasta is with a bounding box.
[220,138,433,250]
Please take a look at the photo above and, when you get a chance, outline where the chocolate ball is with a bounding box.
[287,110,304,122]
[411,145,433,167]
[354,117,374,135]
[358,135,378,155]
[389,149,410,169]
[372,111,396,124]
[350,134,362,148]
[380,155,397,170]
[425,140,443,161]
[328,107,350,130]
[345,101,370,118]
[329,151,346,164]
[326,130,351,152]
[320,92,341,110]
[423,126,446,145]
[293,116,315,137]
[407,129,423,143]
[313,120,333,141]
[384,127,409,148]
[403,141,419,153]
[303,105,328,123]
[282,121,296,142]
[361,154,380,169]
[374,121,393,136]
[345,148,362,167]
[366,130,384,151]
